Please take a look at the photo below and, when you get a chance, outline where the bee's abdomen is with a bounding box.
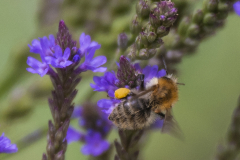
[109,98,157,130]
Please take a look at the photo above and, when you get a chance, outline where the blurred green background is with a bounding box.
[0,0,240,160]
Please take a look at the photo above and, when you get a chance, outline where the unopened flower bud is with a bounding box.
[207,0,218,12]
[146,23,155,32]
[72,47,78,53]
[118,33,128,50]
[127,45,137,60]
[72,55,80,63]
[42,154,47,160]
[218,2,229,12]
[148,49,157,58]
[147,32,157,43]
[135,36,143,49]
[149,13,160,27]
[136,0,150,18]
[140,31,149,46]
[157,26,170,37]
[55,150,64,160]
[137,48,149,60]
[55,127,63,142]
[178,17,190,36]
[163,16,177,27]
[187,24,200,37]
[217,2,229,20]
[131,15,142,34]
[148,38,163,49]
[47,141,55,156]
[192,9,204,24]
[203,13,216,25]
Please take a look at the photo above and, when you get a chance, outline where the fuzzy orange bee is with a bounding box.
[109,72,183,136]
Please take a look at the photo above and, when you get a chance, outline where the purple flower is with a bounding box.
[27,31,107,76]
[79,33,101,55]
[28,35,55,55]
[77,33,107,72]
[234,1,240,16]
[66,105,112,157]
[26,57,49,77]
[78,51,107,72]
[90,71,118,93]
[81,131,109,157]
[142,65,166,83]
[51,46,73,68]
[0,133,18,154]
[97,99,120,115]
[66,127,83,144]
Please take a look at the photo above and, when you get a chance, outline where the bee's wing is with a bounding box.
[161,108,184,140]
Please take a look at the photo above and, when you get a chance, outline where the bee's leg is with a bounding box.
[138,74,145,91]
[157,112,166,120]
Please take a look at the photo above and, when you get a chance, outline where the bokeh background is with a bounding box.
[0,0,240,160]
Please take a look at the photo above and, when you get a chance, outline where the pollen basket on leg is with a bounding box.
[114,88,131,99]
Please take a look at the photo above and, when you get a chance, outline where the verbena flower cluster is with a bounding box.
[27,23,106,77]
[66,104,112,156]
[26,20,108,159]
[0,133,18,154]
[91,56,165,128]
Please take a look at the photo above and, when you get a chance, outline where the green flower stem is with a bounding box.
[114,130,144,160]
[215,96,240,160]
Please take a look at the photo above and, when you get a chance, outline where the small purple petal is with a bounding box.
[63,47,71,59]
[157,69,167,78]
[72,107,83,118]
[92,67,107,72]
[97,99,120,115]
[26,57,49,77]
[54,45,63,58]
[81,131,110,156]
[28,39,42,54]
[233,1,240,16]
[66,127,83,144]
[89,56,107,67]
[0,133,18,154]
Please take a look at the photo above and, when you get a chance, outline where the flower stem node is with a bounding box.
[118,33,128,50]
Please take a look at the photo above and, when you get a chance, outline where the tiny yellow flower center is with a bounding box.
[114,88,131,99]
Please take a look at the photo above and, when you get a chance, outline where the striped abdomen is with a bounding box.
[108,98,158,130]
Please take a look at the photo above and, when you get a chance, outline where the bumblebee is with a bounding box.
[109,73,183,135]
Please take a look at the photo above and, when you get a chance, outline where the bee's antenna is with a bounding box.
[160,55,168,75]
